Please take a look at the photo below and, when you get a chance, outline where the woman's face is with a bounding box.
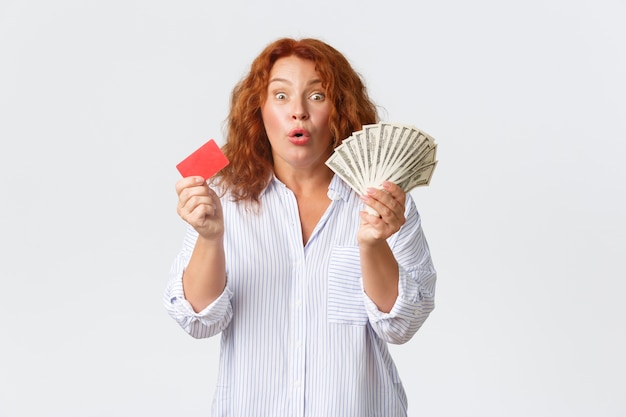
[261,55,333,174]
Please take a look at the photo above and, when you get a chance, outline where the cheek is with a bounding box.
[261,106,278,130]
[261,106,284,143]
[318,108,332,132]
[311,104,331,123]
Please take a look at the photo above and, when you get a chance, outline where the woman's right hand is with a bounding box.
[176,176,224,240]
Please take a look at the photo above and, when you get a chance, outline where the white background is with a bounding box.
[1,0,625,416]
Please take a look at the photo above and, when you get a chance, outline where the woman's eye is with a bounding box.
[275,92,287,100]
[310,93,325,101]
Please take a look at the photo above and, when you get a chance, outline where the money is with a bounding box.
[325,122,438,214]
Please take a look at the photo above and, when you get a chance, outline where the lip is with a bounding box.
[288,128,310,145]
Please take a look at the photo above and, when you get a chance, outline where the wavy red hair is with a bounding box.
[215,38,378,204]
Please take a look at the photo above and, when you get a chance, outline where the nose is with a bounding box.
[291,98,309,120]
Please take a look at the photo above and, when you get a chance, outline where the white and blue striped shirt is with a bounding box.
[164,174,436,417]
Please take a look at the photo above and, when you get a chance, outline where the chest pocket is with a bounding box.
[327,245,369,326]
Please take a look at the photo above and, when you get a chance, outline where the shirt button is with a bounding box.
[295,340,302,348]
[294,380,301,388]
[295,300,302,307]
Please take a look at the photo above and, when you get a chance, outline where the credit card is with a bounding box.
[176,139,229,180]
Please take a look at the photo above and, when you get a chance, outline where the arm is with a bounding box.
[183,236,226,311]
[162,176,232,338]
[359,182,437,344]
[358,181,406,312]
[176,176,226,312]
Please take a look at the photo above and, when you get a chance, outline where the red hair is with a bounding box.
[215,38,378,204]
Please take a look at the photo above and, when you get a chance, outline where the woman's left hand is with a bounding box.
[357,181,407,245]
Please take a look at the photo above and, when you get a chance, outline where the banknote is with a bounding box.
[330,140,365,194]
[325,122,438,196]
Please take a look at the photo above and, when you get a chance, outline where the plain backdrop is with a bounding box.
[1,0,625,416]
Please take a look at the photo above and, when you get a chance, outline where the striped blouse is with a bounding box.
[163,174,436,417]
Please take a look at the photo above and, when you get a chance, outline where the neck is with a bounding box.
[274,165,334,197]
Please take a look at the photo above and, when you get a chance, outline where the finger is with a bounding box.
[175,176,206,195]
[377,183,407,222]
[364,198,392,220]
[187,202,219,223]
[364,187,403,217]
[381,181,406,206]
[179,194,214,216]
[358,211,395,242]
[361,197,406,233]
[360,209,384,226]
[178,182,213,208]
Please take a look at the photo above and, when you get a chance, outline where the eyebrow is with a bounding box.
[268,77,323,86]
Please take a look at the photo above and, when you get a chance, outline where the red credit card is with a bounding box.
[176,139,229,180]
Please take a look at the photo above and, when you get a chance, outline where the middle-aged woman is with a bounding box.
[165,37,437,416]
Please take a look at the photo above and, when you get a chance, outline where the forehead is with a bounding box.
[268,56,320,81]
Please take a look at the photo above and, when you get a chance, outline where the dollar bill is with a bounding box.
[330,140,365,194]
[362,123,380,186]
[326,122,438,195]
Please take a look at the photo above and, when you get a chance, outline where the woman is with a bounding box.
[164,37,436,416]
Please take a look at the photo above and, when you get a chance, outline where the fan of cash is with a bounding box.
[326,122,438,200]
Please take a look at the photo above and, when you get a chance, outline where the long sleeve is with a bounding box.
[163,225,233,339]
[363,195,437,344]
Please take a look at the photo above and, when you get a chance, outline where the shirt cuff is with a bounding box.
[171,283,233,318]
[165,268,233,336]
[363,264,425,321]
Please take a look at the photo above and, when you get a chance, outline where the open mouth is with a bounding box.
[289,128,309,138]
[288,128,310,145]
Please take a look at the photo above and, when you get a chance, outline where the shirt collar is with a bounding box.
[327,174,353,202]
[259,176,274,198]
[262,173,353,202]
